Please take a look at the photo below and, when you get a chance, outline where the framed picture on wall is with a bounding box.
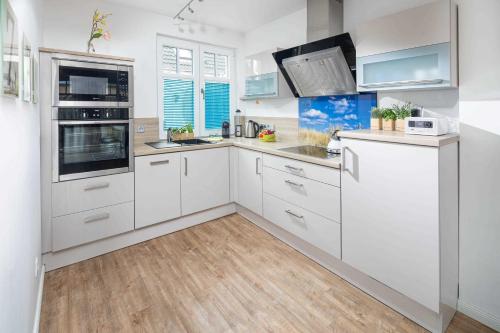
[1,0,20,97]
[22,34,31,102]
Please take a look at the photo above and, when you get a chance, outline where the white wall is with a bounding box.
[345,0,500,330]
[0,0,43,332]
[42,0,244,119]
[238,8,307,118]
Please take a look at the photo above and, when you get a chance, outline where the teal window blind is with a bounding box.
[163,79,195,130]
[205,82,230,130]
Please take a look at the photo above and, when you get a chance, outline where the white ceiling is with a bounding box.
[105,0,306,32]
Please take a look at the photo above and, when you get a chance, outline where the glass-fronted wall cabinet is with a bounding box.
[241,48,292,100]
[355,0,457,92]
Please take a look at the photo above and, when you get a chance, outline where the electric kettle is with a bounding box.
[245,120,260,138]
[327,129,342,154]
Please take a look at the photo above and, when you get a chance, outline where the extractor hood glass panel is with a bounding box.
[282,47,356,97]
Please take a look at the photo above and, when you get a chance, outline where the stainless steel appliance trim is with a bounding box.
[84,212,110,224]
[119,65,134,108]
[84,182,110,191]
[57,120,130,125]
[285,209,304,219]
[51,59,59,107]
[57,59,119,71]
[52,121,59,183]
[55,101,125,108]
[58,167,131,182]
[128,119,134,172]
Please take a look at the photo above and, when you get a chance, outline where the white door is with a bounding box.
[181,147,230,215]
[237,148,263,215]
[135,153,181,229]
[341,138,441,312]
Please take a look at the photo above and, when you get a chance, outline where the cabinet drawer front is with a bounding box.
[263,167,340,222]
[52,201,134,251]
[263,193,341,258]
[52,172,134,217]
[135,154,181,229]
[263,154,340,187]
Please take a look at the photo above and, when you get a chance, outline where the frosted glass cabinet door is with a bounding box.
[357,42,453,91]
[243,72,279,98]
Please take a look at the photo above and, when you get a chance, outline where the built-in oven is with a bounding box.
[52,108,134,182]
[52,59,133,107]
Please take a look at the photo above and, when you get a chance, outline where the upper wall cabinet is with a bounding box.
[355,0,458,92]
[241,48,292,100]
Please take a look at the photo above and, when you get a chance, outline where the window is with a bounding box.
[157,36,234,137]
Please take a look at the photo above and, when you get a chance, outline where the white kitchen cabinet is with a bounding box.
[241,48,292,100]
[181,148,230,215]
[52,201,134,252]
[341,138,458,313]
[263,166,340,222]
[52,172,134,217]
[237,148,263,215]
[263,193,341,259]
[355,0,457,91]
[135,153,181,229]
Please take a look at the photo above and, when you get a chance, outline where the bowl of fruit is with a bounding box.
[259,129,276,142]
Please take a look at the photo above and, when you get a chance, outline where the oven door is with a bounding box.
[52,59,133,108]
[54,120,133,182]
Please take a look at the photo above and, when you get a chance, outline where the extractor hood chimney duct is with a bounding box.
[273,0,357,97]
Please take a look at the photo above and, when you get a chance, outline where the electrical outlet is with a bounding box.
[34,257,39,278]
[137,125,145,133]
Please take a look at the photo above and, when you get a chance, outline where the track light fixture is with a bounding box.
[173,0,202,21]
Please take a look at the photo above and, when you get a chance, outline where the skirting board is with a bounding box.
[458,300,500,332]
[32,265,45,333]
[237,205,455,333]
[43,203,236,271]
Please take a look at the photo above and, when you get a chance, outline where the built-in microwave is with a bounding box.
[52,59,133,107]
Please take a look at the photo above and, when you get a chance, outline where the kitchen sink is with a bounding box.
[173,138,214,145]
[145,138,215,149]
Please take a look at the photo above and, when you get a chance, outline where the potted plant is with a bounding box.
[394,103,411,132]
[171,124,194,140]
[370,107,383,130]
[381,108,396,131]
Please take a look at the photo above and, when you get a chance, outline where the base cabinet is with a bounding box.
[181,148,230,215]
[237,148,263,215]
[341,138,458,313]
[135,153,181,229]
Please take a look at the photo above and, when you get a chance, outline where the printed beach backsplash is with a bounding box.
[298,93,377,146]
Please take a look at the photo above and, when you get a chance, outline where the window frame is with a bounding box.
[157,35,235,138]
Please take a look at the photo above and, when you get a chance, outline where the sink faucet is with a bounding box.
[166,128,173,143]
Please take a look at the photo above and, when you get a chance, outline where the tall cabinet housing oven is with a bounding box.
[40,49,135,258]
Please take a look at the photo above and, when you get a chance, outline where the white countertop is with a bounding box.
[338,130,460,147]
[134,137,341,169]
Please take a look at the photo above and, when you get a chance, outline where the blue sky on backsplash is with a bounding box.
[299,93,377,132]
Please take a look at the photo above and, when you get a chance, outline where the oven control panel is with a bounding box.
[57,108,130,120]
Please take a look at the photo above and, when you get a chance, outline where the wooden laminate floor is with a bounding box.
[40,214,497,333]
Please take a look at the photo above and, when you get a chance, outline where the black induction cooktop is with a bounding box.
[278,145,337,159]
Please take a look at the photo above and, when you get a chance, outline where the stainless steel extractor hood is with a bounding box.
[273,0,356,97]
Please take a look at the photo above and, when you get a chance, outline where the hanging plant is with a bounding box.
[86,9,112,53]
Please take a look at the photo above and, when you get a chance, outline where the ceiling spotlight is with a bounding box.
[178,16,185,21]
[188,6,194,13]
